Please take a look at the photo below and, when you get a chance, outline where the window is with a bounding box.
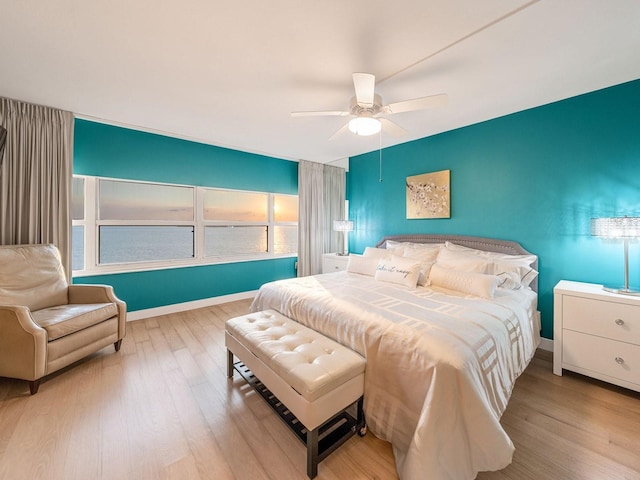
[273,194,298,254]
[99,180,194,221]
[97,179,195,264]
[72,175,298,274]
[99,226,195,264]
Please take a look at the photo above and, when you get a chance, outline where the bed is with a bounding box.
[250,234,541,480]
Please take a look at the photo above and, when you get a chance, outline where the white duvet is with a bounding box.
[250,271,540,480]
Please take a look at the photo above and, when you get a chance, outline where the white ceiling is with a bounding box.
[1,0,639,164]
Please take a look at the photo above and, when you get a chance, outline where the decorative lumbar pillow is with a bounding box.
[374,256,421,288]
[402,247,440,286]
[435,247,490,274]
[429,263,500,299]
[346,254,379,276]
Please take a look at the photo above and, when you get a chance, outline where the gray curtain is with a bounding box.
[0,125,6,171]
[297,160,325,276]
[0,97,74,277]
[323,164,346,254]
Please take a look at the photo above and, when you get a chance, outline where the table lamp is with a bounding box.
[333,220,353,256]
[591,216,640,295]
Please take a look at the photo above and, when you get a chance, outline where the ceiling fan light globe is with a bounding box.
[348,117,381,136]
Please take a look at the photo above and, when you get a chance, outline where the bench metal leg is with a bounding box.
[227,349,234,378]
[356,396,367,436]
[307,427,319,479]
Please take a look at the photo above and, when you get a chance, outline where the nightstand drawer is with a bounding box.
[563,329,640,387]
[322,254,349,273]
[563,295,640,346]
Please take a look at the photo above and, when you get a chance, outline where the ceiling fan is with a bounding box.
[291,73,448,138]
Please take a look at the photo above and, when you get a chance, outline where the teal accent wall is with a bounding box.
[74,119,297,193]
[73,119,298,311]
[76,258,296,312]
[348,79,640,339]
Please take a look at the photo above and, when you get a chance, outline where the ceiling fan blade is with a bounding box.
[379,118,407,138]
[291,110,350,117]
[384,93,448,114]
[352,73,375,107]
[328,122,351,140]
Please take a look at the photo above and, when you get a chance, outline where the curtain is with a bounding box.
[323,164,346,254]
[297,160,325,276]
[0,125,6,171]
[0,97,74,278]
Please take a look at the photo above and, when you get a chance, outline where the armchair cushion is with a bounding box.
[32,303,119,341]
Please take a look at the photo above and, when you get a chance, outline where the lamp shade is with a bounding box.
[591,217,640,238]
[333,220,354,232]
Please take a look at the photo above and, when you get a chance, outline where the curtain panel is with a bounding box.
[297,161,346,276]
[323,165,346,254]
[0,97,74,277]
[0,126,6,169]
[297,160,325,276]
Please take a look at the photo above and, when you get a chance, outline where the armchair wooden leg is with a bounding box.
[114,339,123,352]
[29,380,41,395]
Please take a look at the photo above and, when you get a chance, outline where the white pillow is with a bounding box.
[406,242,444,251]
[363,246,394,259]
[374,256,421,288]
[444,241,537,265]
[402,247,440,286]
[436,247,490,274]
[496,271,522,290]
[519,267,539,288]
[346,254,378,276]
[382,240,408,256]
[429,264,499,299]
[493,261,538,289]
[444,241,537,288]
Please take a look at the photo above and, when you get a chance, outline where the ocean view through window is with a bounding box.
[72,175,298,274]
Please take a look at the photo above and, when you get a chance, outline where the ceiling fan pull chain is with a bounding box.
[379,129,383,183]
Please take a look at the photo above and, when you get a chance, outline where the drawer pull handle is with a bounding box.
[615,357,625,365]
[615,318,625,326]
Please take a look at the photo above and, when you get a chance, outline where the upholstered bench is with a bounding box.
[225,309,366,479]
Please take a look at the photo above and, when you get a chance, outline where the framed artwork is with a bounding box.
[406,169,450,219]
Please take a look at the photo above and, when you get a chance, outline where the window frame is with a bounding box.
[72,175,298,276]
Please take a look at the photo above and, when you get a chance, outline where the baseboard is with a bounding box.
[538,337,553,352]
[127,290,258,321]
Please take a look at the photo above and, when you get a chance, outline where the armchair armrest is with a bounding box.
[68,284,127,340]
[68,284,120,304]
[0,306,47,381]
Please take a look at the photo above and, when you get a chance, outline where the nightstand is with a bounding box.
[322,253,349,273]
[553,280,640,392]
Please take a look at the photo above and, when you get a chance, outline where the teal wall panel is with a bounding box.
[348,79,640,339]
[74,119,298,193]
[73,119,298,311]
[75,258,296,312]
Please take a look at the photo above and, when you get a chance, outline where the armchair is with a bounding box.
[0,244,126,394]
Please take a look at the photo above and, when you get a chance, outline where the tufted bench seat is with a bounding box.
[225,309,365,478]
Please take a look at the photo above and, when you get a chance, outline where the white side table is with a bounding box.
[553,280,640,392]
[322,253,349,273]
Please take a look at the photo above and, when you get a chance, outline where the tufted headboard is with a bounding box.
[375,234,538,294]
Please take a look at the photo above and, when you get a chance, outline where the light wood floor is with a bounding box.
[1,300,639,480]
